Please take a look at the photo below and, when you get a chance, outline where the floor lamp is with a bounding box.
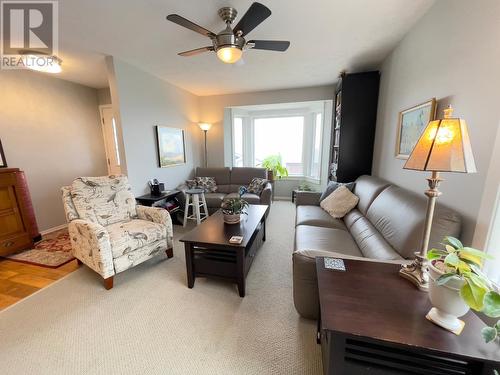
[199,123,212,168]
[399,106,477,291]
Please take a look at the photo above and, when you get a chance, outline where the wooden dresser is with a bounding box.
[0,168,40,256]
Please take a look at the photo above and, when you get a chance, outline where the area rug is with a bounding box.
[5,232,74,268]
[0,201,322,375]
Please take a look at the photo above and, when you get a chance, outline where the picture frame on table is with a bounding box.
[156,126,186,168]
[395,98,437,159]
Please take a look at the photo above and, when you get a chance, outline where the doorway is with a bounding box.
[99,105,122,175]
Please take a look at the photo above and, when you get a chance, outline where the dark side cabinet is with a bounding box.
[330,71,380,182]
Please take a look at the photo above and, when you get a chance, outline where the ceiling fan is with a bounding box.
[166,2,290,64]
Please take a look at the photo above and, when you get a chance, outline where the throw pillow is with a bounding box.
[194,176,217,192]
[185,179,197,189]
[320,185,359,218]
[247,178,268,194]
[319,181,355,202]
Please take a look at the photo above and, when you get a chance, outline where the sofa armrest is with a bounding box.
[68,219,115,278]
[136,205,173,248]
[295,191,322,206]
[260,182,272,206]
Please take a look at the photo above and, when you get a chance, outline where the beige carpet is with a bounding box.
[0,201,321,375]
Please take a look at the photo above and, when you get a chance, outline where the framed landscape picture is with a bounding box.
[0,139,7,168]
[156,126,186,168]
[395,98,437,159]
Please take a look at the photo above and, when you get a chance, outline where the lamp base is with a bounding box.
[399,252,429,291]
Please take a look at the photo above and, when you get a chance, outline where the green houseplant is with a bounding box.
[220,187,249,224]
[427,236,500,343]
[260,154,289,181]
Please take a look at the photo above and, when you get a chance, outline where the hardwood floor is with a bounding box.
[0,229,79,311]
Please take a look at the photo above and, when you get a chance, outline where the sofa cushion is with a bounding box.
[70,176,137,226]
[319,181,355,202]
[203,193,226,208]
[296,206,347,230]
[349,216,403,260]
[194,176,217,192]
[343,208,363,230]
[353,175,391,215]
[295,225,362,257]
[196,167,231,185]
[230,167,267,185]
[320,185,359,218]
[107,219,166,258]
[215,184,231,194]
[225,192,261,204]
[247,177,269,194]
[366,185,461,259]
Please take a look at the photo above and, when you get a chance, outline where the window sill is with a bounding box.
[273,176,321,184]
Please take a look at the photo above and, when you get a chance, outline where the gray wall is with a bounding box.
[109,58,202,195]
[198,85,335,168]
[372,0,500,244]
[0,70,107,231]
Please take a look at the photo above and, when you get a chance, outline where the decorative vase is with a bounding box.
[223,213,241,224]
[427,260,470,334]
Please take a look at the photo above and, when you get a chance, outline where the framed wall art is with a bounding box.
[0,139,7,168]
[156,126,186,168]
[395,98,437,159]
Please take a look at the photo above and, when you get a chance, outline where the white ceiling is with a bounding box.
[55,0,435,95]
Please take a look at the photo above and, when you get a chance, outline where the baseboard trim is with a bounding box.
[40,223,68,236]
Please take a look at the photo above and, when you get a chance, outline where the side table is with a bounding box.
[136,190,183,225]
[316,257,499,375]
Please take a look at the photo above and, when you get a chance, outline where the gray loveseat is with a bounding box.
[293,175,462,319]
[178,167,272,214]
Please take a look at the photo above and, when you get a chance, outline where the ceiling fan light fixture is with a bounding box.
[216,46,242,64]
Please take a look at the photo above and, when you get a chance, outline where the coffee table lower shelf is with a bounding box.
[180,205,268,297]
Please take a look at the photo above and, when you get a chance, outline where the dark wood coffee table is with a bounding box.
[316,258,500,375]
[179,204,268,297]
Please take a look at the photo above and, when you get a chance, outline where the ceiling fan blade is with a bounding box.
[233,2,271,37]
[247,40,290,52]
[178,46,214,57]
[166,14,216,38]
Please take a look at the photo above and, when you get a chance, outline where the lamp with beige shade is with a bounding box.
[399,105,477,291]
[199,123,212,168]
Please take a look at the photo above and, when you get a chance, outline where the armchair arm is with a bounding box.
[260,182,272,206]
[68,219,115,278]
[295,191,322,206]
[136,205,173,249]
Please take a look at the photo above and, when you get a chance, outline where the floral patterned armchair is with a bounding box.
[61,175,173,289]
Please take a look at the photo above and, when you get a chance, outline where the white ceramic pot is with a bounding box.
[427,260,470,332]
[223,213,241,224]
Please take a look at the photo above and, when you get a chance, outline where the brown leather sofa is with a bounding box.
[178,167,272,214]
[293,175,462,319]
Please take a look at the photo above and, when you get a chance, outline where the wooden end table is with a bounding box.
[136,190,182,224]
[179,204,268,297]
[316,257,500,375]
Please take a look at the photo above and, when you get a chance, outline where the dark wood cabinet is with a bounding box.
[0,168,39,256]
[316,258,499,375]
[330,71,380,182]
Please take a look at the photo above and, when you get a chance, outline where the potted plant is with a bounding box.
[427,236,500,343]
[260,154,289,182]
[221,186,249,224]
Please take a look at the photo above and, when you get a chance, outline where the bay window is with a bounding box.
[229,101,330,182]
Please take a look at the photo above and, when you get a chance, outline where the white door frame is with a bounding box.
[99,104,122,175]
